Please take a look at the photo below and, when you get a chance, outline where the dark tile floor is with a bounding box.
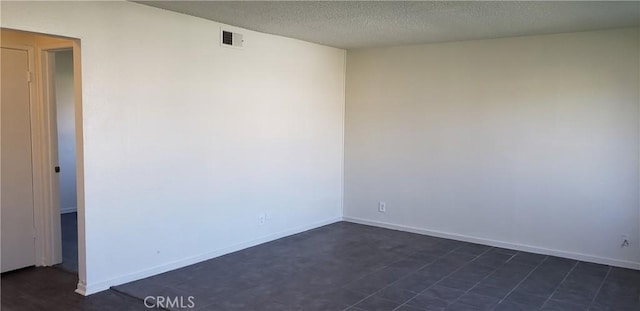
[60,212,79,273]
[0,267,146,311]
[2,222,639,310]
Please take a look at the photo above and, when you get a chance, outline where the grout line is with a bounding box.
[539,260,580,309]
[504,251,518,264]
[341,242,467,311]
[439,251,520,309]
[390,246,495,311]
[588,265,612,309]
[491,255,551,309]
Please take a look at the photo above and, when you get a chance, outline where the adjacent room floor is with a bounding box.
[2,222,639,311]
[59,212,79,273]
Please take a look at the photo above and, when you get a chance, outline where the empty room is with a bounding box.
[1,1,639,311]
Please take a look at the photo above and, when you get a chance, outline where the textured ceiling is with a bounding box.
[135,1,640,49]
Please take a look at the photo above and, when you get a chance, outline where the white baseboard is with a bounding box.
[79,216,342,296]
[343,216,640,271]
[60,206,77,214]
[75,280,87,296]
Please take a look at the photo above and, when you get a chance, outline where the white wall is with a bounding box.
[55,50,77,214]
[345,28,640,269]
[1,1,345,294]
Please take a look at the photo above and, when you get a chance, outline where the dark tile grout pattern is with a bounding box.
[112,222,639,311]
[496,255,550,308]
[588,268,612,306]
[345,239,483,310]
[340,239,637,311]
[349,246,535,311]
[399,249,522,311]
[538,261,579,308]
[440,250,521,309]
[3,221,639,311]
[343,231,639,311]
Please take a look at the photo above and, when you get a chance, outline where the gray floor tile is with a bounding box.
[2,222,638,311]
[492,300,539,311]
[438,277,477,291]
[541,300,590,311]
[516,274,563,297]
[445,302,486,310]
[468,284,512,299]
[393,274,439,293]
[508,252,547,266]
[348,270,394,290]
[390,258,432,271]
[415,265,455,281]
[606,267,640,287]
[422,285,466,302]
[353,296,402,311]
[453,244,491,256]
[473,252,513,268]
[482,263,534,289]
[374,285,417,304]
[448,263,495,283]
[504,290,548,309]
[551,287,597,306]
[489,247,518,256]
[394,305,426,311]
[592,281,640,311]
[406,292,449,309]
[453,293,499,310]
[407,251,441,264]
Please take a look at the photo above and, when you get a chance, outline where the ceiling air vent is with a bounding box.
[221,29,244,49]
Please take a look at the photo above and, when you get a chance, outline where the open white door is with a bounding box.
[1,47,37,272]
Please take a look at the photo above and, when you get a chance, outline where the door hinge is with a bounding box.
[27,71,33,83]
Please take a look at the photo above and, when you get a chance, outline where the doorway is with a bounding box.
[53,50,78,273]
[0,28,86,293]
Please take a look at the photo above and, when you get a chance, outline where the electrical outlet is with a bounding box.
[258,213,266,225]
[621,235,630,248]
[378,201,386,213]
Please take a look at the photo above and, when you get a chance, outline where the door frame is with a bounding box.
[39,44,69,267]
[2,28,86,294]
[38,40,87,294]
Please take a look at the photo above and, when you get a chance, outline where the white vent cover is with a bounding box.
[221,29,244,48]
